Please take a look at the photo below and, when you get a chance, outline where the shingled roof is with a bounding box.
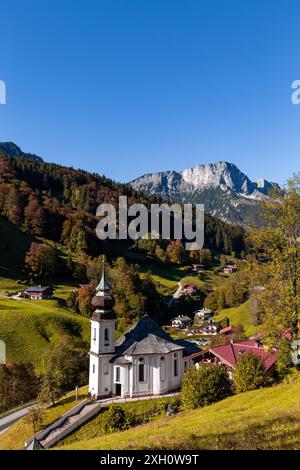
[112,315,189,360]
[209,340,277,371]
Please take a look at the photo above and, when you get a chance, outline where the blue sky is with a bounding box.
[0,0,299,185]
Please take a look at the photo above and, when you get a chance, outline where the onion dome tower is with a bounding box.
[89,260,116,399]
[91,266,116,320]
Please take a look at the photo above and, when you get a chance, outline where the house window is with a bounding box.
[116,366,120,382]
[92,364,95,374]
[138,357,145,382]
[174,354,178,377]
[104,328,109,346]
[160,356,166,381]
[93,328,97,341]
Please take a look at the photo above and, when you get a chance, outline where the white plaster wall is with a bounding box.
[90,318,115,355]
[89,354,113,397]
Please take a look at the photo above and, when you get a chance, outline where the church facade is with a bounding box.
[89,269,198,399]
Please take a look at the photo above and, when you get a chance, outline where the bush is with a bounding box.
[181,364,231,409]
[276,339,293,379]
[101,404,134,433]
[233,353,266,393]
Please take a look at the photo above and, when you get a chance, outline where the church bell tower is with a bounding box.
[88,263,116,399]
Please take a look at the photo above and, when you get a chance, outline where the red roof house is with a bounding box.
[198,339,277,374]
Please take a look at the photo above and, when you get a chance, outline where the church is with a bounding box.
[89,268,199,399]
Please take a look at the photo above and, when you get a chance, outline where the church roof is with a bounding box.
[123,334,183,355]
[112,315,193,360]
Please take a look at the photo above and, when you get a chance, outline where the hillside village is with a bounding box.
[0,148,299,451]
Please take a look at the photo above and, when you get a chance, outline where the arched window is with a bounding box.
[104,328,109,346]
[93,328,97,341]
[174,353,178,377]
[115,366,120,382]
[138,357,145,382]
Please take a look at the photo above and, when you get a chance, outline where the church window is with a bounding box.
[104,364,109,375]
[174,354,178,377]
[116,366,120,382]
[104,328,109,346]
[138,357,145,382]
[160,356,166,381]
[92,364,95,374]
[93,328,96,341]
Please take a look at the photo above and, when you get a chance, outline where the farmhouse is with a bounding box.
[171,315,193,329]
[191,264,205,272]
[22,286,53,300]
[183,283,197,295]
[196,339,277,377]
[218,264,238,273]
[194,308,214,323]
[89,269,198,399]
[200,320,221,334]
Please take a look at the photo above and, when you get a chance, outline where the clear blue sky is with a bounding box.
[0,0,299,185]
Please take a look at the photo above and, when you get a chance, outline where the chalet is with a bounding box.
[218,264,238,273]
[199,321,221,335]
[22,286,53,300]
[194,308,214,323]
[183,283,197,295]
[171,315,193,329]
[191,264,205,272]
[196,339,277,378]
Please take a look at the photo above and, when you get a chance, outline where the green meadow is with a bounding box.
[57,372,300,450]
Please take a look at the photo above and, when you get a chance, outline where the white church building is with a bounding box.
[89,269,199,399]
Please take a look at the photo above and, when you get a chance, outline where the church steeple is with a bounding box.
[89,256,116,399]
[96,263,110,292]
[91,258,116,320]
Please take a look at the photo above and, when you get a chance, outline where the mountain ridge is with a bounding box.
[0,142,43,162]
[129,161,280,226]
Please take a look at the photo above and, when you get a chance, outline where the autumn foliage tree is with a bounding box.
[244,175,300,341]
[0,362,38,411]
[25,242,58,279]
[77,284,95,317]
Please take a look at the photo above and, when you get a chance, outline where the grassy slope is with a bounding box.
[0,297,90,372]
[139,262,230,296]
[0,386,88,451]
[55,396,175,447]
[215,300,258,336]
[58,375,300,450]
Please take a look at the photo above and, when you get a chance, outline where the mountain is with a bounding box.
[0,142,43,161]
[129,162,280,226]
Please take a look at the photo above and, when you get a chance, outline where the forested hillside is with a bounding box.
[0,150,246,270]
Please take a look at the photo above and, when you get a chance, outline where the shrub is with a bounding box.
[101,404,134,433]
[276,339,293,379]
[181,364,231,409]
[233,353,266,393]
